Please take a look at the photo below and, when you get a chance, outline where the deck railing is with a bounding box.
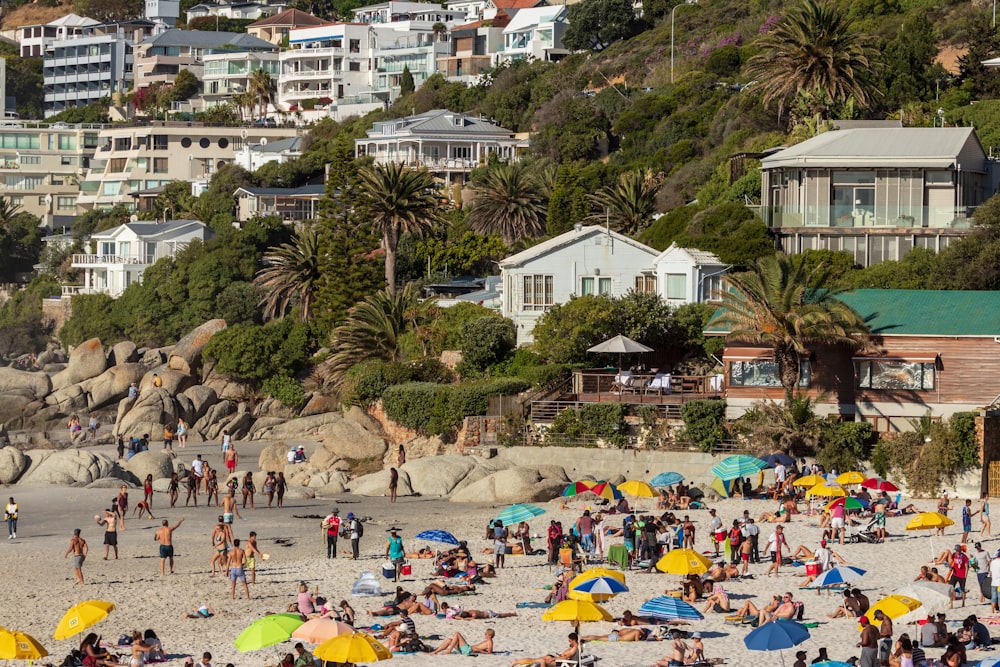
[572,370,724,397]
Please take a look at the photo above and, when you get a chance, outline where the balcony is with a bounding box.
[61,285,108,296]
[72,253,151,266]
[757,205,975,231]
[285,46,344,57]
[282,69,334,81]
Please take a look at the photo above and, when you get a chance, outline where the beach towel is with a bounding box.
[516,602,552,608]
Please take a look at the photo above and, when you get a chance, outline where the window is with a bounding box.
[634,275,656,293]
[857,359,935,391]
[579,276,610,296]
[700,274,722,302]
[522,274,553,311]
[100,241,115,256]
[665,273,687,300]
[349,61,361,71]
[57,196,75,210]
[181,137,192,148]
[153,135,168,150]
[729,360,811,388]
[114,137,131,151]
[108,158,127,172]
[199,138,210,148]
[19,155,41,165]
[58,135,76,150]
[153,158,168,173]
[349,39,360,53]
[61,156,77,166]
[451,146,471,159]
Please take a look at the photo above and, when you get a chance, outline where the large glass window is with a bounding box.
[729,360,811,387]
[522,274,553,311]
[857,360,935,390]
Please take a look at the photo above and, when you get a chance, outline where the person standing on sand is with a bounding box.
[275,472,286,508]
[245,531,264,584]
[346,512,361,560]
[226,538,250,600]
[322,508,341,559]
[64,528,88,585]
[191,455,206,495]
[116,486,129,531]
[210,519,230,576]
[241,471,255,510]
[155,517,185,576]
[185,474,198,507]
[101,508,118,560]
[982,492,992,538]
[389,467,398,504]
[4,497,17,539]
[220,430,231,453]
[766,525,787,577]
[221,489,242,526]
[386,528,405,582]
[397,444,405,467]
[168,473,179,508]
[224,445,238,476]
[176,418,188,448]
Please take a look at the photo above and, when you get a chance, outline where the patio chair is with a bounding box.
[611,371,634,394]
[645,373,671,395]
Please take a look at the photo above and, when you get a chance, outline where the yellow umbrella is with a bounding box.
[806,483,846,498]
[313,632,391,664]
[906,513,955,530]
[0,629,48,660]
[570,568,626,588]
[543,599,614,624]
[860,595,922,629]
[53,600,115,641]
[836,471,867,486]
[618,480,656,498]
[793,475,826,487]
[655,548,713,576]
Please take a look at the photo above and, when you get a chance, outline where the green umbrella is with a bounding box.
[711,455,767,481]
[234,614,304,652]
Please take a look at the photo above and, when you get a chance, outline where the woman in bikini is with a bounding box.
[116,486,129,531]
[143,475,153,509]
[275,472,286,508]
[264,472,276,509]
[129,631,154,667]
[205,469,219,507]
[241,471,255,510]
[167,473,179,508]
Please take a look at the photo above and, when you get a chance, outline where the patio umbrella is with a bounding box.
[542,599,613,667]
[651,472,684,487]
[568,575,628,602]
[655,548,712,576]
[589,482,622,501]
[826,497,869,511]
[313,632,392,664]
[562,481,595,497]
[762,453,795,468]
[744,619,810,667]
[637,596,704,622]
[495,503,546,526]
[862,595,922,629]
[893,581,953,619]
[414,529,460,546]
[861,477,900,492]
[570,568,626,588]
[234,613,304,652]
[53,600,116,641]
[812,566,866,587]
[711,455,767,481]
[906,512,954,530]
[587,335,654,381]
[0,629,48,660]
[836,471,867,485]
[291,618,354,645]
[806,483,846,498]
[793,475,826,488]
[973,658,1000,667]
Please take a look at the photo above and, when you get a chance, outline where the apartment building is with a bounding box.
[247,8,330,45]
[134,29,277,93]
[43,19,155,117]
[76,123,299,211]
[437,14,508,82]
[371,22,451,97]
[201,51,280,109]
[279,22,374,116]
[185,2,285,23]
[17,14,97,58]
[497,5,568,63]
[0,122,103,228]
[351,0,465,24]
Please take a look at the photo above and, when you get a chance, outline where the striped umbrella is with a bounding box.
[825,497,869,511]
[711,455,767,481]
[562,481,594,497]
[590,481,622,500]
[568,575,628,602]
[812,566,866,587]
[495,503,547,526]
[651,472,684,487]
[637,596,704,621]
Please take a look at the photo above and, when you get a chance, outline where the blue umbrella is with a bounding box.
[495,504,547,526]
[744,619,810,666]
[637,596,704,621]
[812,566,866,588]
[977,659,1000,667]
[762,453,795,468]
[812,662,854,667]
[571,576,628,597]
[415,529,460,546]
[651,472,684,487]
[711,455,768,481]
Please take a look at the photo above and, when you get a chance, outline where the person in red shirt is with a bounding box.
[322,508,341,559]
[948,544,969,606]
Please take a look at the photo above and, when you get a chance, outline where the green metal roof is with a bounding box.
[707,289,1000,337]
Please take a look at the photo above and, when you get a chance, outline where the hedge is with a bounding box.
[340,358,454,408]
[680,399,726,451]
[382,378,530,435]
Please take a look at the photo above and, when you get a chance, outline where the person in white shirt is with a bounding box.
[4,497,17,539]
[974,542,991,603]
[774,463,787,492]
[990,551,1000,613]
[707,509,723,556]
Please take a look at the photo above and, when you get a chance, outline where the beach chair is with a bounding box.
[559,548,584,573]
[645,373,671,395]
[556,656,598,667]
[611,371,634,394]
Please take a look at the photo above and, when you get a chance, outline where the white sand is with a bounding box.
[0,440,986,666]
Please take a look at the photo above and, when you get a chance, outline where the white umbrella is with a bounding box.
[587,335,654,396]
[893,581,954,620]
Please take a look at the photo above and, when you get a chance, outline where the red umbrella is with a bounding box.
[861,477,899,492]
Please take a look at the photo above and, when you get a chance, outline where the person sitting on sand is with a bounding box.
[511,632,579,667]
[759,592,797,625]
[406,547,436,559]
[581,627,653,642]
[182,604,215,619]
[702,580,731,614]
[431,629,494,655]
[653,632,690,666]
[665,575,705,602]
[708,561,740,582]
[915,565,934,581]
[142,630,164,662]
[827,589,862,619]
[80,633,117,667]
[732,594,780,622]
[928,567,947,583]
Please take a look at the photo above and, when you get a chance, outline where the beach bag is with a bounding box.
[356,520,364,538]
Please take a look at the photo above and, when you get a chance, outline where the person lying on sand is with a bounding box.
[581,627,654,642]
[424,582,476,596]
[406,548,436,559]
[431,629,494,655]
[440,602,517,619]
[182,604,215,619]
[510,632,579,667]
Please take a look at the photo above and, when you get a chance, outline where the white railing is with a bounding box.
[61,285,109,296]
[71,254,151,265]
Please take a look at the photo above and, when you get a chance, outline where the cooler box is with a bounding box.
[805,561,821,576]
[714,531,727,543]
[401,562,412,576]
[381,562,395,579]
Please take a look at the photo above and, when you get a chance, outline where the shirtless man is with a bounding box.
[210,519,231,576]
[654,633,689,666]
[760,592,797,625]
[511,633,579,667]
[221,490,242,527]
[64,528,88,585]
[223,445,238,476]
[431,628,494,655]
[155,517,185,576]
[101,508,118,560]
[245,531,264,584]
[227,538,250,600]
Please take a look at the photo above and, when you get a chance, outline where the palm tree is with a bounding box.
[232,92,255,123]
[746,0,877,119]
[357,162,442,294]
[253,225,322,321]
[248,68,276,119]
[713,254,871,400]
[466,163,546,244]
[323,283,437,386]
[586,170,662,235]
[0,196,23,225]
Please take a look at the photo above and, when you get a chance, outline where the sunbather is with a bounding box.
[701,581,731,614]
[441,602,517,619]
[580,627,652,642]
[424,581,476,596]
[510,632,579,667]
[732,594,780,621]
[431,628,494,655]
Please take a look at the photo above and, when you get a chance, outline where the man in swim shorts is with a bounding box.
[210,519,230,576]
[223,445,238,475]
[155,517,184,576]
[227,538,250,600]
[64,528,88,585]
[431,629,494,655]
[102,507,118,560]
[221,490,240,526]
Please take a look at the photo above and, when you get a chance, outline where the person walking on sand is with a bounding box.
[210,519,230,576]
[386,528,405,582]
[275,472,287,508]
[176,417,188,448]
[184,474,198,507]
[766,525,787,577]
[389,467,398,504]
[220,430,231,453]
[221,489,242,527]
[962,499,978,544]
[241,471,255,510]
[4,497,17,539]
[101,507,118,560]
[227,538,251,599]
[191,455,206,495]
[64,528,88,585]
[168,473,179,508]
[155,517,185,576]
[245,531,264,584]
[224,444,238,476]
[116,485,129,531]
[322,508,341,559]
[982,492,992,539]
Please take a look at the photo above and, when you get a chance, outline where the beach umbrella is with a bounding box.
[568,575,628,602]
[291,618,354,645]
[651,472,684,487]
[812,662,854,667]
[570,568,626,588]
[234,613,304,652]
[314,632,392,664]
[414,529,459,546]
[562,481,594,497]
[587,335,654,384]
[655,548,712,576]
[861,477,899,492]
[974,658,1000,667]
[637,596,704,621]
[744,619,810,667]
[495,503,546,526]
[543,599,613,667]
[836,471,867,486]
[905,513,954,530]
[710,477,738,498]
[862,595,922,629]
[893,581,953,619]
[762,453,795,468]
[811,566,866,588]
[825,497,869,511]
[0,629,48,660]
[806,483,846,498]
[589,481,622,500]
[619,480,656,498]
[53,600,115,641]
[711,455,767,481]
[793,475,826,488]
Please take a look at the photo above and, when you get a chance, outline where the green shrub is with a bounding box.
[458,316,516,376]
[382,382,443,432]
[204,318,311,384]
[341,361,415,407]
[952,412,979,467]
[517,363,573,387]
[817,421,875,473]
[579,403,629,446]
[262,374,306,409]
[680,399,726,451]
[548,408,586,439]
[382,378,530,435]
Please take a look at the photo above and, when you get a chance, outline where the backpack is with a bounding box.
[355,520,364,538]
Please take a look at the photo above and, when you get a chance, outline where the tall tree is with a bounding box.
[879,13,939,111]
[357,162,442,294]
[253,225,322,321]
[467,163,545,244]
[713,254,871,400]
[586,170,662,235]
[957,15,1000,100]
[746,0,877,119]
[563,0,642,51]
[399,66,416,96]
[249,68,276,119]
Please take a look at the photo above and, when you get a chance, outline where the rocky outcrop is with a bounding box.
[0,368,52,399]
[116,388,178,438]
[124,451,175,482]
[349,468,413,497]
[52,338,108,391]
[167,319,226,375]
[300,394,339,417]
[108,341,138,366]
[20,449,119,485]
[450,467,566,503]
[140,368,192,396]
[0,446,27,484]
[86,363,145,411]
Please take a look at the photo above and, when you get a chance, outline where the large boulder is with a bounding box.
[316,418,388,461]
[300,393,340,417]
[51,338,108,390]
[249,413,344,440]
[193,400,235,436]
[180,385,218,424]
[0,368,52,398]
[0,395,39,430]
[349,468,413,497]
[20,449,118,485]
[87,363,145,411]
[124,450,175,481]
[258,442,291,472]
[0,446,27,484]
[115,388,178,438]
[394,455,479,497]
[202,370,249,401]
[203,405,251,441]
[167,319,227,375]
[450,466,566,504]
[108,341,138,366]
[44,383,89,413]
[139,368,192,396]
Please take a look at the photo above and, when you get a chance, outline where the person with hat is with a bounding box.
[322,508,341,559]
[386,527,405,582]
[346,512,361,560]
[858,615,879,667]
[947,544,970,607]
[793,650,808,667]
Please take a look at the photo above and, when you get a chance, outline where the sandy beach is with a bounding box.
[0,438,984,666]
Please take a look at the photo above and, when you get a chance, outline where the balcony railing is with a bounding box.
[756,205,975,231]
[374,155,481,170]
[61,285,109,296]
[72,253,152,265]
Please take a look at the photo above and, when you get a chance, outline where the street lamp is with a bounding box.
[671,0,698,84]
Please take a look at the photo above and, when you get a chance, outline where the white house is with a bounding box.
[499,225,660,345]
[497,4,568,64]
[67,220,211,297]
[652,243,729,307]
[234,136,303,171]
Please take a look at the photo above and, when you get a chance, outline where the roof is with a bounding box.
[492,0,545,9]
[235,184,325,197]
[140,28,276,49]
[48,13,99,27]
[453,13,510,29]
[90,219,208,241]
[709,289,1000,337]
[503,4,565,31]
[366,109,514,138]
[760,127,985,171]
[500,225,659,268]
[830,120,902,130]
[653,243,725,267]
[244,136,302,153]
[248,8,330,27]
